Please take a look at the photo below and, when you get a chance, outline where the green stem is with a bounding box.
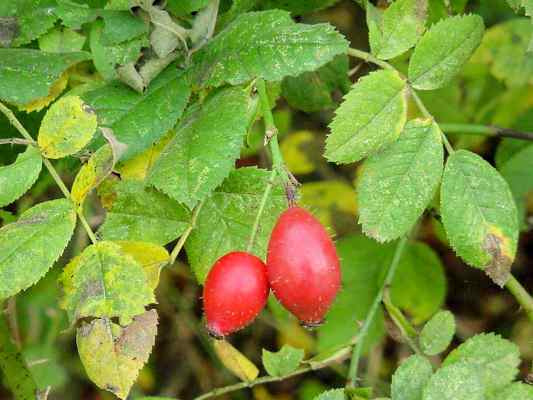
[440,123,533,142]
[0,101,98,244]
[347,236,408,388]
[169,201,204,265]
[505,275,533,323]
[347,48,395,71]
[382,292,422,355]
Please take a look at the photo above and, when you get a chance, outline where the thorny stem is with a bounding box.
[169,201,204,265]
[505,275,533,323]
[0,101,98,244]
[347,236,408,388]
[245,79,294,252]
[439,123,533,142]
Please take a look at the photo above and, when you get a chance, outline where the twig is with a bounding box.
[439,123,533,142]
[346,236,408,388]
[0,101,98,243]
[0,138,33,146]
[169,201,204,265]
[5,298,21,350]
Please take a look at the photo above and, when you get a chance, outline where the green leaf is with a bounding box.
[262,345,304,377]
[0,199,76,299]
[318,235,389,352]
[59,241,155,324]
[148,86,250,208]
[471,19,533,88]
[367,0,427,60]
[420,310,455,355]
[37,95,98,159]
[185,167,286,283]
[499,144,533,229]
[71,144,115,207]
[100,10,148,45]
[24,344,67,390]
[488,382,533,400]
[82,65,191,160]
[313,388,346,400]
[55,0,99,28]
[0,49,91,105]
[167,0,210,16]
[0,146,42,208]
[10,0,58,47]
[260,0,341,14]
[77,310,158,400]
[281,55,350,113]
[442,333,520,393]
[390,242,446,323]
[190,10,348,88]
[90,20,147,81]
[325,69,407,164]
[38,26,87,52]
[408,15,485,90]
[98,180,191,246]
[440,150,519,286]
[422,362,484,400]
[357,119,443,242]
[391,355,433,400]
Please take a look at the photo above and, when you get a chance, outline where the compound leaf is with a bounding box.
[367,0,427,60]
[262,345,304,377]
[77,310,158,400]
[0,49,90,105]
[0,146,42,208]
[325,69,407,164]
[440,150,519,286]
[391,355,433,400]
[98,180,190,246]
[59,241,154,324]
[148,86,251,208]
[0,199,76,299]
[409,15,484,90]
[185,167,286,283]
[420,310,455,356]
[358,119,443,242]
[191,10,348,88]
[443,333,520,393]
[82,66,191,160]
[37,96,98,159]
[422,362,484,400]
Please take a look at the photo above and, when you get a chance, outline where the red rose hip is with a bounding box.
[267,207,341,327]
[203,251,269,337]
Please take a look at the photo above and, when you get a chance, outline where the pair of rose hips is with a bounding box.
[203,206,341,338]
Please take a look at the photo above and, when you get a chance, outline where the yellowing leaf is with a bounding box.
[71,144,115,207]
[17,73,68,113]
[280,131,316,175]
[77,310,158,399]
[300,181,357,231]
[38,95,98,159]
[116,132,172,180]
[212,339,259,382]
[113,241,169,290]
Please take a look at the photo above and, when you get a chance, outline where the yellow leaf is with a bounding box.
[17,73,69,113]
[300,180,357,231]
[212,339,259,382]
[114,241,169,290]
[71,145,115,207]
[280,130,316,175]
[116,132,173,180]
[77,310,158,399]
[37,95,98,159]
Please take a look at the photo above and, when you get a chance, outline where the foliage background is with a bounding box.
[0,0,532,399]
